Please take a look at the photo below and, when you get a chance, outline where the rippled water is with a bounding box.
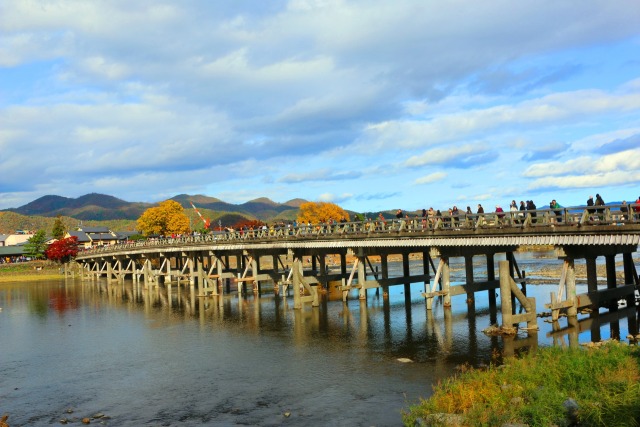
[0,251,637,426]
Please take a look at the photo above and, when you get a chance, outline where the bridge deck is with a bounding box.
[76,223,640,260]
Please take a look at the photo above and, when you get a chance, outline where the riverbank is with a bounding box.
[403,341,640,426]
[0,261,63,283]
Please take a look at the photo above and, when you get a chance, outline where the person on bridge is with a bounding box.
[635,196,640,220]
[509,200,519,224]
[595,194,605,220]
[551,200,562,223]
[527,200,537,223]
[451,206,460,228]
[586,195,595,220]
[428,207,436,227]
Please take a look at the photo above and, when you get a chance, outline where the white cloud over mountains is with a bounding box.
[1,0,640,212]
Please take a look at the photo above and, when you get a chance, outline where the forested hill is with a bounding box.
[2,193,306,223]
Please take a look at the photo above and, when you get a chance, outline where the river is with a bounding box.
[1,251,637,426]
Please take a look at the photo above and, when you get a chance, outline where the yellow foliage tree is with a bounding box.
[137,200,191,236]
[297,201,350,224]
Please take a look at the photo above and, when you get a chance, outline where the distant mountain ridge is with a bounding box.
[4,193,307,222]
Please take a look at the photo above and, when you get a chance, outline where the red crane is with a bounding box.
[190,202,211,230]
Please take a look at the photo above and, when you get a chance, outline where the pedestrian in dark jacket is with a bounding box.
[527,200,537,223]
[595,194,605,219]
[519,201,526,224]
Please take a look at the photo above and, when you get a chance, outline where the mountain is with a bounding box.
[170,194,302,221]
[7,193,152,221]
[3,193,307,223]
[283,198,307,208]
[12,195,73,215]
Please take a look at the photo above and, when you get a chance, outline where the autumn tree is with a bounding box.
[46,236,79,263]
[24,230,48,259]
[297,202,350,224]
[137,200,190,236]
[51,215,66,240]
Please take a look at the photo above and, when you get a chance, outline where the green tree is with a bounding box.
[51,215,66,240]
[137,200,191,236]
[23,230,48,260]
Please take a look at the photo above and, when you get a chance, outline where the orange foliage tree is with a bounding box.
[137,200,190,236]
[297,202,350,224]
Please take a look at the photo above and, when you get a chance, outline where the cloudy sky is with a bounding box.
[2,0,640,213]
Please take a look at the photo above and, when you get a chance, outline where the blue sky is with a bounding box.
[1,0,640,213]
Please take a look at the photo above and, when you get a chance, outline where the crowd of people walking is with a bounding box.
[410,193,640,228]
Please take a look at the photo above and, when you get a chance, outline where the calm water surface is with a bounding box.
[1,251,637,426]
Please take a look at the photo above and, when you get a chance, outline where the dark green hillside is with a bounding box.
[7,193,151,220]
[2,193,305,230]
[171,194,248,214]
[69,193,129,209]
[171,194,302,221]
[171,194,223,207]
[9,195,72,215]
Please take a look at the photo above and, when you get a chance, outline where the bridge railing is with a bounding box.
[79,203,640,256]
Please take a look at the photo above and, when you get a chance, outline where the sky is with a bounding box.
[1,0,640,214]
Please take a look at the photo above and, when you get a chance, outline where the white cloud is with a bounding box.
[524,149,640,178]
[1,0,640,212]
[318,192,353,203]
[529,171,640,190]
[414,172,447,185]
[364,87,640,151]
[406,144,488,167]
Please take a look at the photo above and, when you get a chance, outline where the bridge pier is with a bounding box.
[73,225,640,341]
[546,244,638,322]
[499,260,537,330]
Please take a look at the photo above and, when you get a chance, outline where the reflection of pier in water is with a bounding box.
[74,222,640,357]
[84,277,639,363]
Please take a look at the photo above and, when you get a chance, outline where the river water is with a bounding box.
[1,251,638,426]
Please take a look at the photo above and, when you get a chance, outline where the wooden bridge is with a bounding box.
[71,204,640,333]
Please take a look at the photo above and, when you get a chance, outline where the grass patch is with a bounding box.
[0,260,64,282]
[403,342,640,426]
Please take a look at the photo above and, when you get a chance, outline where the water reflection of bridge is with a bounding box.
[73,216,640,345]
[86,278,637,362]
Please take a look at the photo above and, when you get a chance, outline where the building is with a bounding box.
[65,226,131,249]
[0,233,32,247]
